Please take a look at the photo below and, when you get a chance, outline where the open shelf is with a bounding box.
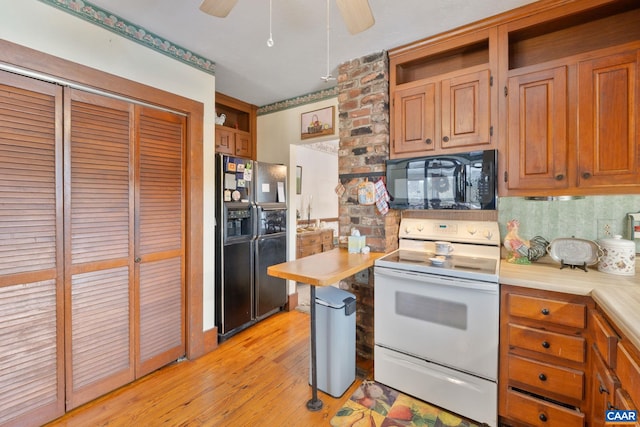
[508,1,640,70]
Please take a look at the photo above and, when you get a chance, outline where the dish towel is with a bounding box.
[374,179,390,215]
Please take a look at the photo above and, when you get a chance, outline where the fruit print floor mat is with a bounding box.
[330,380,480,427]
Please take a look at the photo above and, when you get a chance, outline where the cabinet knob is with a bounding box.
[134,257,142,263]
[539,413,548,422]
[442,136,450,142]
[541,341,550,349]
[538,373,547,381]
[541,308,550,315]
[425,138,432,145]
[582,172,592,179]
[555,174,564,181]
[599,384,609,395]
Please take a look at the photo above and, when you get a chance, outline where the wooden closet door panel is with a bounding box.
[136,107,185,377]
[0,71,65,426]
[65,89,135,410]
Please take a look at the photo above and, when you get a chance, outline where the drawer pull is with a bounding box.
[608,403,617,410]
[541,341,550,349]
[539,413,548,422]
[599,384,609,395]
[541,308,550,315]
[538,373,547,381]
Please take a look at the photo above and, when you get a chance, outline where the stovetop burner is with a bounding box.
[375,218,501,283]
[376,249,499,282]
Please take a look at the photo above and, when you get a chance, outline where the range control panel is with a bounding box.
[399,218,501,246]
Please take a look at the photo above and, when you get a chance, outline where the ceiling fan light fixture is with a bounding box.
[335,0,375,35]
[199,0,238,18]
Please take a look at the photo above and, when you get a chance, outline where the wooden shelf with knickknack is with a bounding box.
[214,92,257,159]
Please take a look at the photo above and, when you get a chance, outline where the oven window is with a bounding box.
[396,291,467,330]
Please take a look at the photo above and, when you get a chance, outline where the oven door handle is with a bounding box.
[375,267,498,294]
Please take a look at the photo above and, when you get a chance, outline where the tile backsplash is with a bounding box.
[498,195,640,253]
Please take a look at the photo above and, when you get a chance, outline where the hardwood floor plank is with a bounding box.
[45,310,364,426]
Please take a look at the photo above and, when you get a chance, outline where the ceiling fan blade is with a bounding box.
[335,0,375,34]
[199,0,238,18]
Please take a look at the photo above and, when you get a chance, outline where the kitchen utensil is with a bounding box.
[598,235,636,276]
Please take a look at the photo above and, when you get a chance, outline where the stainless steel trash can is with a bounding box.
[311,286,356,398]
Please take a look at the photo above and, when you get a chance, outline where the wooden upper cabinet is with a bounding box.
[389,29,495,159]
[392,82,437,155]
[505,66,568,191]
[577,49,639,189]
[499,1,640,196]
[215,92,256,160]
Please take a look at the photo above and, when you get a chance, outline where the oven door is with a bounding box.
[374,266,498,380]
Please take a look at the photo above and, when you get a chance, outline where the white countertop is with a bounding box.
[500,258,640,350]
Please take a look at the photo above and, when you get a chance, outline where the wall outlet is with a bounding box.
[597,219,615,239]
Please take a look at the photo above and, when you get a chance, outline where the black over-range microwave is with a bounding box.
[385,150,497,210]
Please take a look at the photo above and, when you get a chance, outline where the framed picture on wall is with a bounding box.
[296,166,302,194]
[301,106,334,139]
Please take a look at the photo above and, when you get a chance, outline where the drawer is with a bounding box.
[504,388,585,427]
[297,234,322,246]
[508,355,584,401]
[321,229,333,244]
[297,244,322,258]
[591,310,618,368]
[508,324,586,363]
[508,293,586,329]
[617,342,640,406]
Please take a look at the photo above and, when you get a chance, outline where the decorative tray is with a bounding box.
[546,238,603,266]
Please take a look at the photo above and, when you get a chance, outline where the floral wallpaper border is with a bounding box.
[257,86,339,115]
[37,0,216,75]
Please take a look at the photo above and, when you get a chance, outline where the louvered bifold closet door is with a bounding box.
[135,106,185,377]
[0,71,64,427]
[64,88,135,410]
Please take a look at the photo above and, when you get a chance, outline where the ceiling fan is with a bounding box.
[199,0,375,35]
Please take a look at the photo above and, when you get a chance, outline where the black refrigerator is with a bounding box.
[254,161,288,319]
[215,154,287,341]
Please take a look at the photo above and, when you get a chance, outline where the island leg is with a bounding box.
[307,284,323,411]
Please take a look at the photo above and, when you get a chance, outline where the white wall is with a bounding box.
[295,144,339,221]
[0,0,218,330]
[257,97,338,294]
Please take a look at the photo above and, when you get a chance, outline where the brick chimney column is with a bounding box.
[336,51,400,360]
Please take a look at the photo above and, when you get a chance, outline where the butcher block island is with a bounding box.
[499,261,640,427]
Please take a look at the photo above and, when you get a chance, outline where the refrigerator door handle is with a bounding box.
[251,203,259,240]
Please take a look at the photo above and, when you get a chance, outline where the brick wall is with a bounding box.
[336,51,400,360]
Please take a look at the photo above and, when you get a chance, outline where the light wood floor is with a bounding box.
[45,309,367,427]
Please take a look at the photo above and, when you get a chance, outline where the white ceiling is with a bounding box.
[88,0,538,107]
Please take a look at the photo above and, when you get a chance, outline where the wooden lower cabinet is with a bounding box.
[499,285,591,426]
[295,229,334,259]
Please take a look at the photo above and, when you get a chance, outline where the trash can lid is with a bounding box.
[315,286,355,309]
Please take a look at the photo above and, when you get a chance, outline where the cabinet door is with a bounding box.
[441,69,491,149]
[590,345,620,426]
[0,70,65,426]
[392,83,437,155]
[215,126,234,155]
[578,50,639,188]
[506,66,568,190]
[234,130,252,158]
[136,106,185,377]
